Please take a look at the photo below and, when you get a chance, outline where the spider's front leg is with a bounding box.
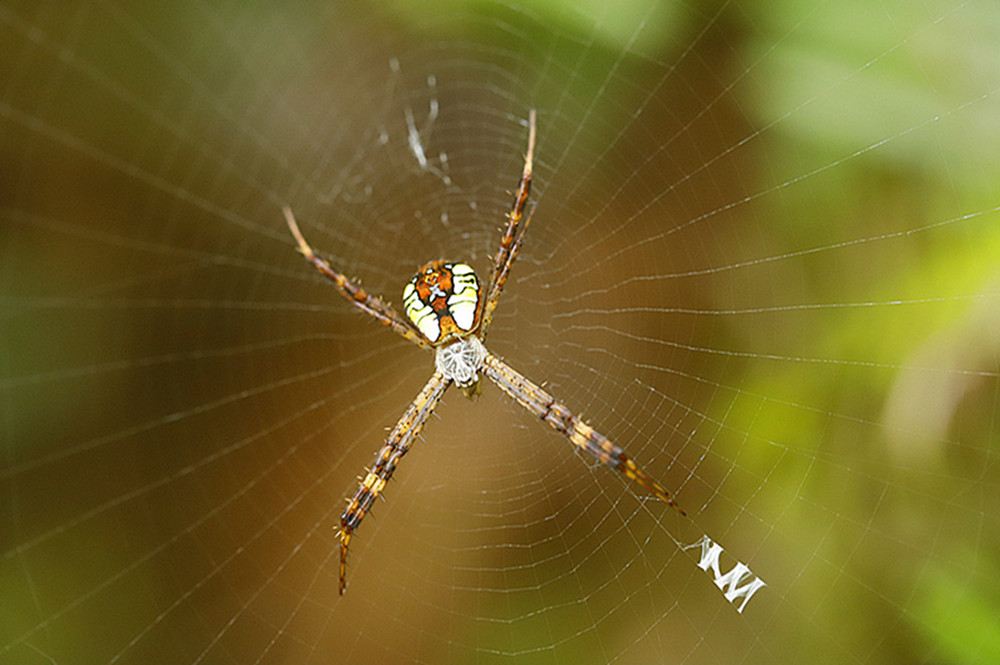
[482,352,685,515]
[283,207,431,350]
[337,370,451,594]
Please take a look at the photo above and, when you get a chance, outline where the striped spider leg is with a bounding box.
[480,109,536,338]
[285,209,449,594]
[482,353,685,514]
[336,370,450,595]
[285,109,682,595]
[473,112,682,510]
[283,207,431,351]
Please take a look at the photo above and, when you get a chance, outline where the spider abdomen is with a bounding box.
[403,261,482,344]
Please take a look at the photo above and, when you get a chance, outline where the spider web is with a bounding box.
[3,1,1000,663]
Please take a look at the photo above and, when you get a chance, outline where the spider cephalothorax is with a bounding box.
[284,109,684,595]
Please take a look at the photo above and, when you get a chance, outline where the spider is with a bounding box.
[284,110,684,595]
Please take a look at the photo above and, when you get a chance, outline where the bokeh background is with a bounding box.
[3,1,999,663]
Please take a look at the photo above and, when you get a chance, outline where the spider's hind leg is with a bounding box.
[480,110,536,337]
[282,206,431,350]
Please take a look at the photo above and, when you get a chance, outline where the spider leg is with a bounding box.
[284,206,431,350]
[337,370,451,594]
[480,109,536,337]
[482,352,685,516]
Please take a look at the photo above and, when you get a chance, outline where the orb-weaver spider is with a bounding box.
[284,110,684,594]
